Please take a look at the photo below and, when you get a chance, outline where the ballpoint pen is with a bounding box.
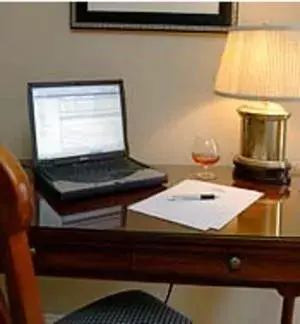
[167,193,219,201]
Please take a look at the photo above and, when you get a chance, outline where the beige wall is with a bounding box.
[2,2,300,323]
[2,2,300,166]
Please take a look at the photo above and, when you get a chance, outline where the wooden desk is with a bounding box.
[29,165,300,324]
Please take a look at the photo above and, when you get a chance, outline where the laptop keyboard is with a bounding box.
[44,159,143,183]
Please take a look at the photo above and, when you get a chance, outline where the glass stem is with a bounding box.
[203,165,209,174]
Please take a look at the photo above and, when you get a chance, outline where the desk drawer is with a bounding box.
[133,250,236,281]
[33,249,131,279]
[132,246,300,285]
[30,228,133,279]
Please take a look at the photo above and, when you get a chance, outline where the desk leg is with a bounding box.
[277,288,299,324]
[281,296,295,324]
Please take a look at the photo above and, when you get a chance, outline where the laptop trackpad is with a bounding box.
[52,179,118,193]
[45,168,136,183]
[51,169,165,193]
[115,169,165,183]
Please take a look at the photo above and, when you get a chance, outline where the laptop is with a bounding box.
[27,79,167,200]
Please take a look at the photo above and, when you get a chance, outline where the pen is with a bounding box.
[167,193,218,201]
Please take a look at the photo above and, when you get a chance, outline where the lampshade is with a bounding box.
[214,25,300,102]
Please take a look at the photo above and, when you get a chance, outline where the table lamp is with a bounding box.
[214,25,300,185]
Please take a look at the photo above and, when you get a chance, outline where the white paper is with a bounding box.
[128,179,264,231]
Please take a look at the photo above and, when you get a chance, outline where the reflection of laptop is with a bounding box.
[27,79,167,200]
[36,197,124,230]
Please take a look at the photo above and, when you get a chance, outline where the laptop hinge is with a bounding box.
[36,151,126,168]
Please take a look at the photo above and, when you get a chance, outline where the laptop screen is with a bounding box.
[28,81,126,161]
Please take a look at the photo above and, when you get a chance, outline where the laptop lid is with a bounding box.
[27,80,129,166]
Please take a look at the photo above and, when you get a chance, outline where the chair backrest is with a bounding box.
[0,145,44,324]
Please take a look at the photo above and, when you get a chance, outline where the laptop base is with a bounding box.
[35,167,167,201]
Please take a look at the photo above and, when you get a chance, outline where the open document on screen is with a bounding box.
[32,84,125,160]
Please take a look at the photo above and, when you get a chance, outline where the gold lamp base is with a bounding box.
[233,157,291,185]
[234,103,291,185]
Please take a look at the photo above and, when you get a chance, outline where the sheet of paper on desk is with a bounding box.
[128,179,264,231]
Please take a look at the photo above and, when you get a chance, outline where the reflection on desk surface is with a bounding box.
[37,198,124,230]
[35,194,283,237]
[32,166,300,238]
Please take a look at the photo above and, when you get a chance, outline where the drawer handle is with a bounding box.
[228,256,241,271]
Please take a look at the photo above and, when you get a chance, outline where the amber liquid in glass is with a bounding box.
[192,153,220,166]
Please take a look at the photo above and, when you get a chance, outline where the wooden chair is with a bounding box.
[0,145,192,324]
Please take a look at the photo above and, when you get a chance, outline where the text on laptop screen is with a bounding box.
[31,83,125,160]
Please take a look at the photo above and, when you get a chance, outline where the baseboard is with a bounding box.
[44,313,64,324]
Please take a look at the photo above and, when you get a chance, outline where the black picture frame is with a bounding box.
[70,2,238,33]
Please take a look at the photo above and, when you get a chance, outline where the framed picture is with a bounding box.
[70,2,238,33]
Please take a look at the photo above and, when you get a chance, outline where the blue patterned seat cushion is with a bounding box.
[55,289,192,324]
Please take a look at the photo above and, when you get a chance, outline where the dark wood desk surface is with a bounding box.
[29,165,300,324]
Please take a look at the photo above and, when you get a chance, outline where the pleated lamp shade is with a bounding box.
[214,25,300,102]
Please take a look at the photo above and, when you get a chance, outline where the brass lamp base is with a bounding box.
[233,103,291,186]
[233,159,291,185]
